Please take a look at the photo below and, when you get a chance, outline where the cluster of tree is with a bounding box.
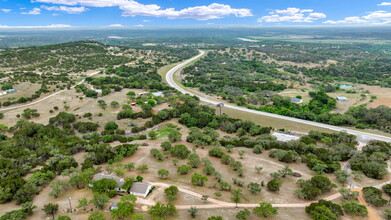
[350,140,390,179]
[362,187,388,207]
[0,120,85,204]
[347,105,391,133]
[305,199,368,219]
[208,148,243,175]
[0,41,132,74]
[181,51,285,105]
[75,84,98,98]
[84,144,139,165]
[73,122,99,133]
[294,175,336,200]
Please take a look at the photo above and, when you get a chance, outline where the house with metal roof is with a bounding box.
[129,182,152,198]
[92,173,126,192]
[92,173,152,197]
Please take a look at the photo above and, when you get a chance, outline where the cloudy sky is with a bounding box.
[0,0,391,27]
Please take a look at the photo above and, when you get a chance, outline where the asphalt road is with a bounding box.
[166,50,391,143]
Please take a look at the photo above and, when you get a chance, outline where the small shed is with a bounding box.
[291,97,303,104]
[110,202,119,211]
[6,89,16,94]
[336,96,348,101]
[152,92,164,97]
[0,90,7,96]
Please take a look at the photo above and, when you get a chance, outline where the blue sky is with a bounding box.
[0,0,391,27]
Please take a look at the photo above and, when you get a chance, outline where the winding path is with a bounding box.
[166,50,391,143]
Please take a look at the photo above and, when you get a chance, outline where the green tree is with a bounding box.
[253,202,278,218]
[49,180,70,198]
[201,195,209,203]
[267,179,282,192]
[168,130,182,142]
[177,165,192,175]
[164,186,179,201]
[131,214,146,220]
[383,209,391,220]
[88,211,106,220]
[21,201,37,216]
[124,162,135,171]
[207,216,223,220]
[42,203,59,219]
[90,193,110,210]
[188,206,198,218]
[171,145,191,159]
[105,121,118,130]
[98,100,107,110]
[187,153,201,168]
[191,173,208,186]
[111,201,134,219]
[160,141,172,151]
[136,164,149,173]
[334,170,349,186]
[236,209,250,220]
[342,201,368,216]
[148,202,176,220]
[77,197,89,211]
[238,150,246,159]
[57,216,71,220]
[110,101,120,108]
[247,182,261,194]
[231,188,243,208]
[148,130,158,140]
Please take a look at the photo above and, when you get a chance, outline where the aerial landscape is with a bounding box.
[1,0,391,220]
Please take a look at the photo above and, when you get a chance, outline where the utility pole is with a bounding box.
[68,196,72,213]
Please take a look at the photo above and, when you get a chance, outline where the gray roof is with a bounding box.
[92,173,125,188]
[129,182,151,194]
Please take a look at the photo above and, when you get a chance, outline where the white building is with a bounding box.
[336,96,348,101]
[129,182,152,198]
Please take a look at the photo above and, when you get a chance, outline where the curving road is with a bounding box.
[166,50,391,143]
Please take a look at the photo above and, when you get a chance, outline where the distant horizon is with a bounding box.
[1,24,391,30]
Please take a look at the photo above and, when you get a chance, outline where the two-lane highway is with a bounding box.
[166,50,391,143]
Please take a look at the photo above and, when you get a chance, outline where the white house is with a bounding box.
[129,182,152,198]
[91,173,152,197]
[92,173,126,192]
[0,90,7,96]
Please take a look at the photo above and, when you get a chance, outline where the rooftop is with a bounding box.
[129,182,151,195]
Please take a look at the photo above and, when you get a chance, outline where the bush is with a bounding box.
[342,201,368,216]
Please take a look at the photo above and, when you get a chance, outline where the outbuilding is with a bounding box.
[336,96,348,101]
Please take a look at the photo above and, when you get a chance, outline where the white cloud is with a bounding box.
[0,24,72,28]
[143,20,151,23]
[135,24,144,27]
[324,16,369,24]
[378,2,391,6]
[41,5,87,14]
[21,8,41,15]
[107,24,124,27]
[258,8,326,23]
[33,0,252,20]
[0,9,11,13]
[324,11,391,24]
